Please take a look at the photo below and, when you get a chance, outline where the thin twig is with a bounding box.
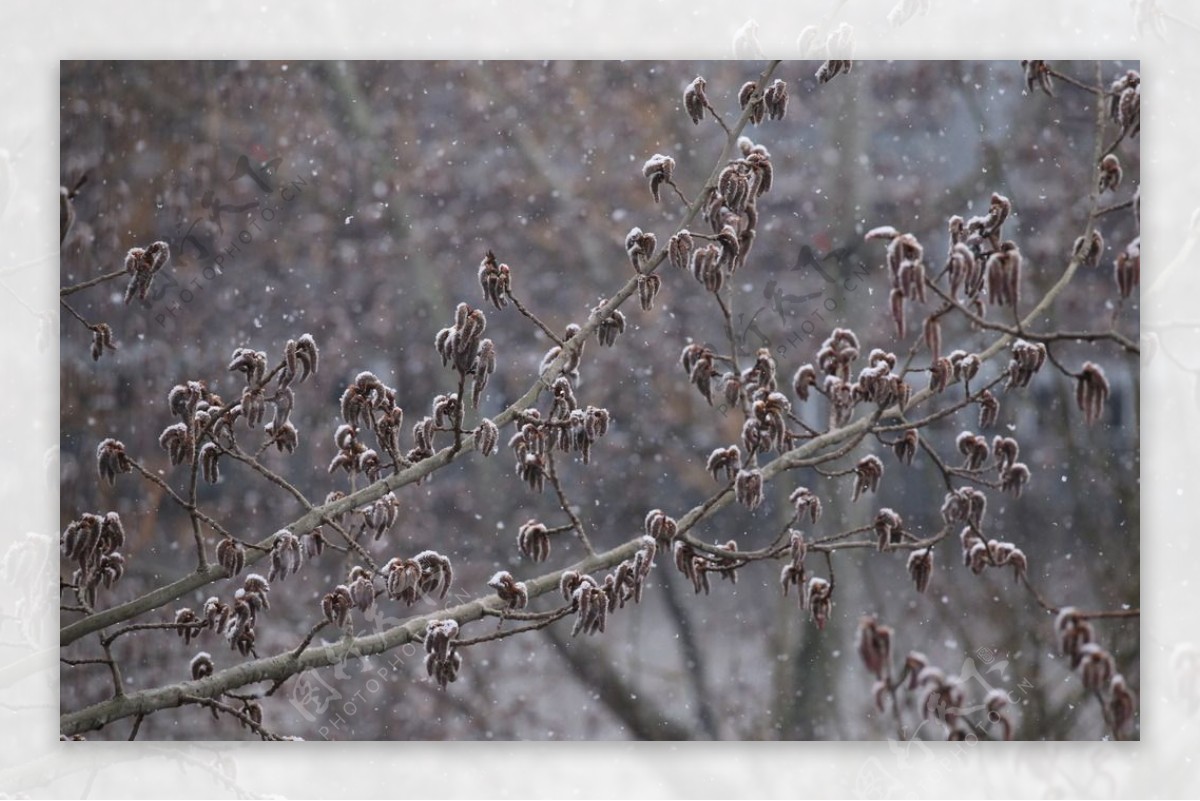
[60,657,115,667]
[924,278,1139,354]
[291,620,329,659]
[458,607,572,647]
[1043,67,1107,97]
[126,459,243,545]
[1078,608,1139,620]
[1093,198,1135,217]
[713,286,742,376]
[180,694,289,741]
[665,179,692,208]
[506,289,564,346]
[102,620,206,648]
[60,268,128,297]
[545,449,595,555]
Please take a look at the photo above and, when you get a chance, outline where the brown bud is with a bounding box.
[856,615,893,679]
[216,537,245,577]
[517,519,552,562]
[1109,674,1136,736]
[1056,608,1094,667]
[477,250,511,310]
[190,651,214,681]
[1000,462,1031,498]
[907,548,934,594]
[642,154,676,203]
[874,508,903,551]
[894,429,918,465]
[1021,60,1054,97]
[1075,361,1110,426]
[852,455,884,501]
[643,508,679,544]
[474,417,499,457]
[668,230,694,270]
[956,431,990,471]
[704,445,741,482]
[807,577,833,629]
[1073,229,1105,268]
[735,468,764,511]
[595,307,626,347]
[1115,242,1140,300]
[815,60,852,84]
[1078,644,1115,692]
[789,486,823,524]
[488,570,530,610]
[763,78,789,120]
[985,241,1022,308]
[889,288,906,339]
[96,438,132,485]
[637,273,661,311]
[684,76,707,125]
[923,316,941,360]
[1007,339,1046,389]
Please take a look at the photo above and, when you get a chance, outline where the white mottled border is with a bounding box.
[3,0,1196,797]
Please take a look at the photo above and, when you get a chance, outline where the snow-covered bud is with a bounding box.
[907,548,934,594]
